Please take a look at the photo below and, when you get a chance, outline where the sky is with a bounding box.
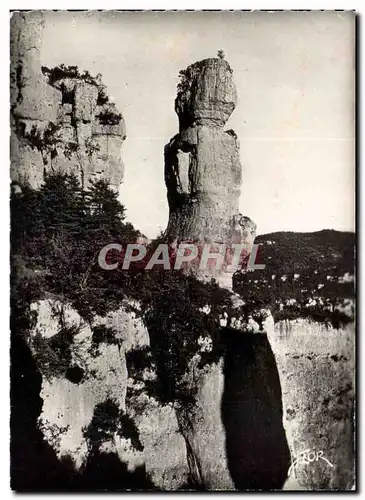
[41,10,355,238]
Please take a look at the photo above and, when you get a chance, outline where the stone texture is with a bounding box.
[165,58,255,263]
[27,299,189,487]
[10,12,61,122]
[13,75,61,123]
[11,35,354,491]
[10,11,125,191]
[76,122,92,144]
[74,82,98,122]
[165,128,244,244]
[59,124,76,143]
[162,57,273,490]
[165,59,256,288]
[127,391,189,490]
[89,154,124,189]
[175,58,237,128]
[10,131,44,188]
[268,318,355,490]
[175,358,235,490]
[92,122,126,138]
[28,300,128,468]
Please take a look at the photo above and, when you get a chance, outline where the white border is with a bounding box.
[1,1,361,498]
[3,1,362,10]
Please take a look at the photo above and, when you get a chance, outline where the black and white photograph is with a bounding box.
[9,9,356,492]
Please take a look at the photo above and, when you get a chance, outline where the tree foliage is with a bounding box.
[234,230,355,327]
[11,174,355,406]
[11,173,231,403]
[42,64,99,87]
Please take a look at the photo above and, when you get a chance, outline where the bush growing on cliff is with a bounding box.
[133,269,230,402]
[177,68,192,97]
[31,323,81,380]
[82,399,143,453]
[12,173,355,407]
[42,64,99,87]
[41,65,109,106]
[234,230,355,327]
[15,121,62,164]
[11,173,232,404]
[96,104,123,126]
[11,173,139,321]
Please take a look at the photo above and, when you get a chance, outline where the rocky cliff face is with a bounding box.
[11,50,290,491]
[269,319,355,490]
[234,231,355,490]
[164,58,248,489]
[10,12,125,191]
[27,298,189,490]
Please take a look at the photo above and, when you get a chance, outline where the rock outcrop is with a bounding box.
[269,319,355,490]
[175,58,237,129]
[234,231,356,490]
[28,298,189,489]
[165,58,255,249]
[10,12,125,191]
[163,57,290,490]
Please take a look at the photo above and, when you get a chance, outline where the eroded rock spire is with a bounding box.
[164,57,256,285]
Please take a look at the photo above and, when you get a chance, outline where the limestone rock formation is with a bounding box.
[11,22,354,489]
[28,298,189,488]
[269,319,355,490]
[162,57,290,490]
[234,231,356,490]
[10,12,125,191]
[175,58,237,129]
[175,358,235,490]
[165,58,255,248]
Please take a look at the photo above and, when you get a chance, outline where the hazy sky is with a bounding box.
[41,10,355,238]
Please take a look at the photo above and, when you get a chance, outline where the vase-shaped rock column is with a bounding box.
[164,58,256,286]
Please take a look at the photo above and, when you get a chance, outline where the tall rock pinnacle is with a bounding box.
[162,58,262,490]
[165,57,256,284]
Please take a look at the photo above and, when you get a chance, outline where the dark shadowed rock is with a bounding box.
[163,56,290,490]
[221,328,290,490]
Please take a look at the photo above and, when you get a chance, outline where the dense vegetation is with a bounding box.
[11,173,356,405]
[234,230,355,327]
[11,172,356,409]
[83,399,143,452]
[95,104,123,126]
[11,173,233,404]
[11,171,355,491]
[42,64,100,88]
